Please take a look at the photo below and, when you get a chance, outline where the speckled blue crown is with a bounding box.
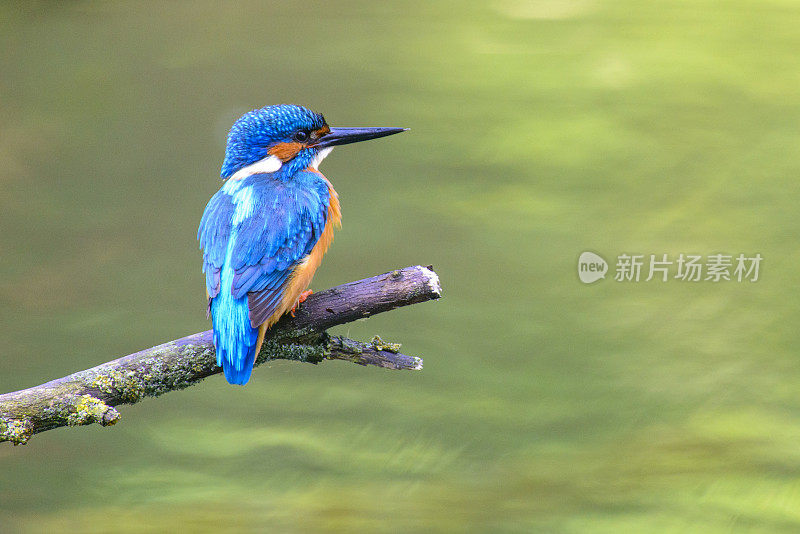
[221,105,326,178]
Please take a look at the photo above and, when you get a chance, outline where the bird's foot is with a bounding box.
[290,290,313,317]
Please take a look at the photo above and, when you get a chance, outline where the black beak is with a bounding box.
[313,127,408,148]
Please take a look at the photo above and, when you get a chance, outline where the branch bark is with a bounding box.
[0,265,441,445]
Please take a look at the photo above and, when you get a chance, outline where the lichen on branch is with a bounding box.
[0,265,441,445]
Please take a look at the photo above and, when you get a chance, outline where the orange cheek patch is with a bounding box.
[268,142,304,161]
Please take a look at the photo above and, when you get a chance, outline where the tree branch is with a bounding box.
[0,265,441,445]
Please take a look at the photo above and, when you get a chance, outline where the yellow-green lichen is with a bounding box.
[91,370,146,402]
[67,394,119,427]
[0,418,34,445]
[91,374,114,393]
[87,343,219,402]
[257,338,328,365]
[370,335,401,353]
[333,336,364,355]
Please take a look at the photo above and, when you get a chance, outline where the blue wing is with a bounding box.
[197,188,233,301]
[198,172,329,384]
[199,171,330,326]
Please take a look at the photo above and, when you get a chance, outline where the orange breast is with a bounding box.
[276,179,341,323]
[253,175,341,354]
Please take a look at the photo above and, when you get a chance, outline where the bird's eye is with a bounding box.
[293,130,310,142]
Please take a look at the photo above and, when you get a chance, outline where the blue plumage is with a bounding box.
[199,104,406,385]
[199,171,330,384]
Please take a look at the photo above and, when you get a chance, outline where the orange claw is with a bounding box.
[290,290,314,317]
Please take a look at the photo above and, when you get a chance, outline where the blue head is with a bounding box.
[220,104,406,179]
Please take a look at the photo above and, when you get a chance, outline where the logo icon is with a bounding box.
[578,251,608,284]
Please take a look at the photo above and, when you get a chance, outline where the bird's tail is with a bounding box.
[210,294,259,385]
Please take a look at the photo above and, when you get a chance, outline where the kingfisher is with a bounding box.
[198,104,405,385]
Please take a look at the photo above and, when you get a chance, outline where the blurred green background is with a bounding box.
[2,1,800,532]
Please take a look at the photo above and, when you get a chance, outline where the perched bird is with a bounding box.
[198,105,405,384]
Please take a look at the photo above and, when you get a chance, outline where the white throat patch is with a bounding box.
[230,154,282,181]
[310,147,334,170]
